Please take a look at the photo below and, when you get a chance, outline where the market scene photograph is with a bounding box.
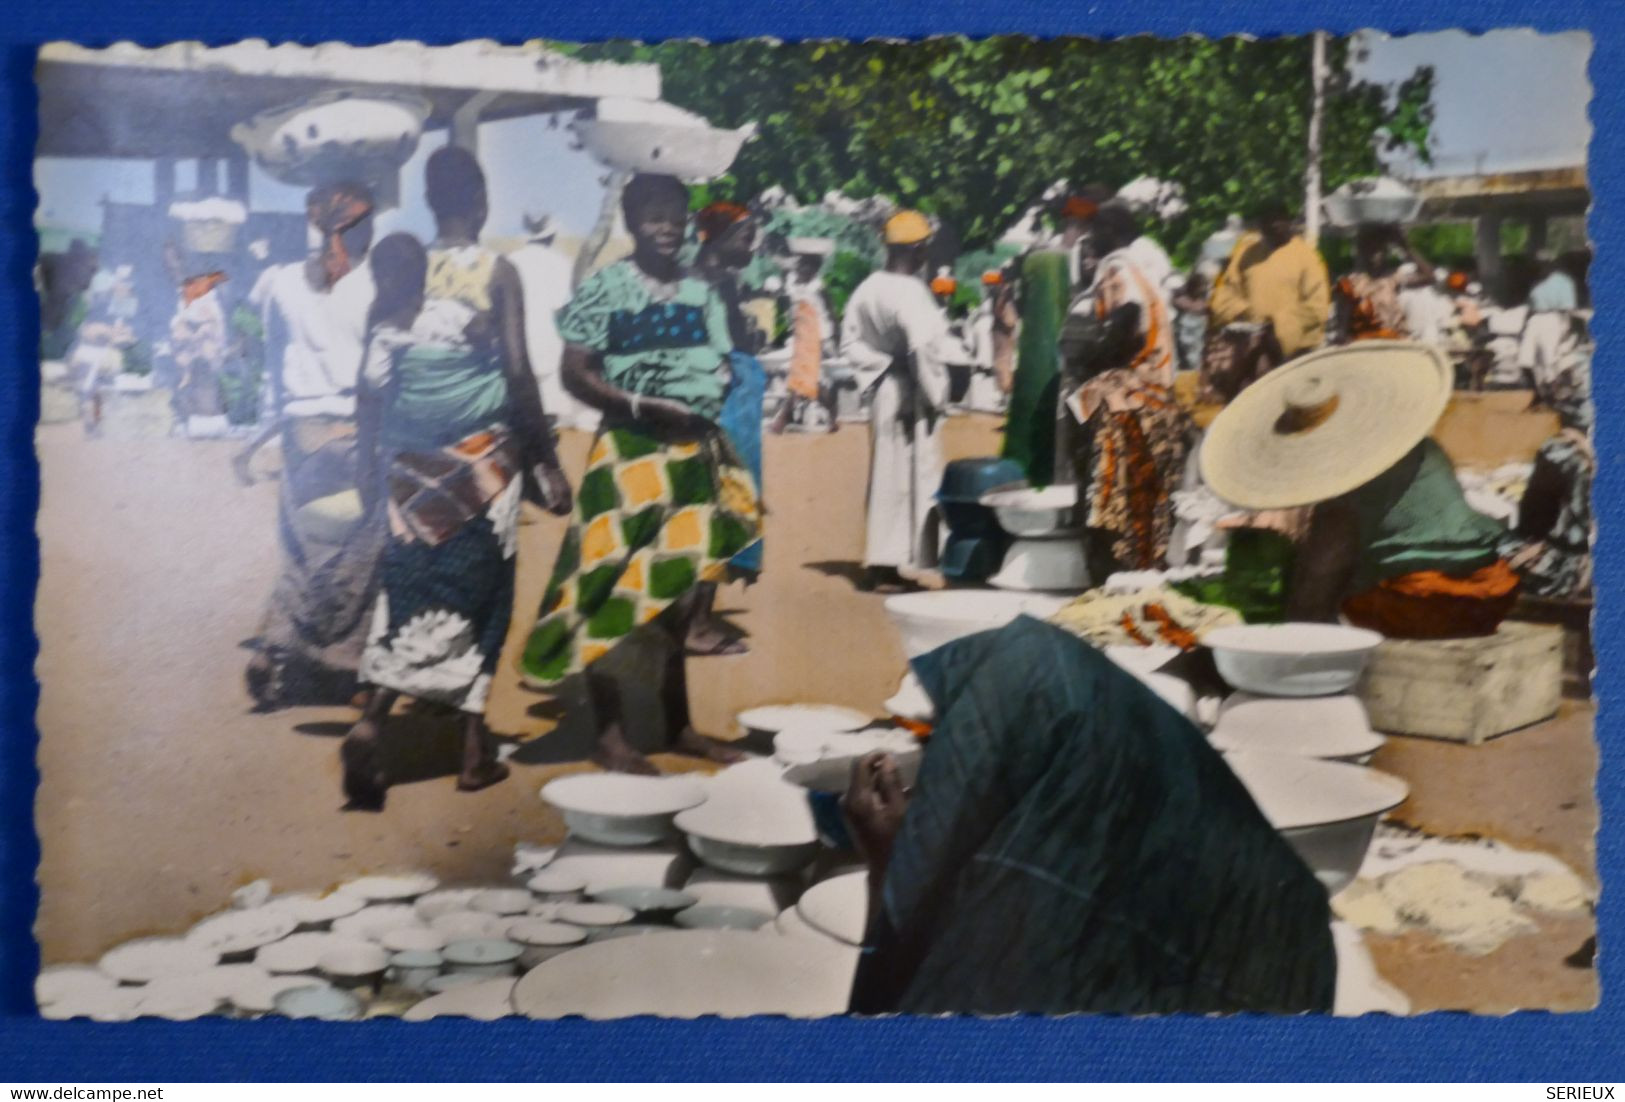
[30,29,1596,1020]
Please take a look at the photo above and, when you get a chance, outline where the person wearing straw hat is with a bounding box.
[841,210,954,591]
[1200,341,1520,639]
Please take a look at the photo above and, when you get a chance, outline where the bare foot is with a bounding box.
[340,719,387,811]
[675,726,746,765]
[897,565,947,591]
[591,728,660,775]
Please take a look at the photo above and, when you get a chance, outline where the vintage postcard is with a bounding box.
[31,30,1595,1021]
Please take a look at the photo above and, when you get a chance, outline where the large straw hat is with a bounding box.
[1199,341,1453,510]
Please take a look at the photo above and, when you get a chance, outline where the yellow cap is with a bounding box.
[884,210,933,246]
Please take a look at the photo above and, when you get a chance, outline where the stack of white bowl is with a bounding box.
[1202,624,1409,896]
[979,485,1091,592]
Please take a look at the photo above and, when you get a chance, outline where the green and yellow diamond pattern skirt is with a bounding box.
[519,426,762,687]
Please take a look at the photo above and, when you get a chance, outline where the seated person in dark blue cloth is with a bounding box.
[842,616,1336,1016]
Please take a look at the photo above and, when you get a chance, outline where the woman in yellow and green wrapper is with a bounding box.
[520,174,762,775]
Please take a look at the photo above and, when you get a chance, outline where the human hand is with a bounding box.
[641,396,714,440]
[841,752,910,875]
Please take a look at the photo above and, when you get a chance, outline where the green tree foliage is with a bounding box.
[563,36,1433,265]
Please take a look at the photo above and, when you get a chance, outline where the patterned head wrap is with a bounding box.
[695,201,751,242]
[307,181,375,290]
[1059,195,1100,222]
[181,271,227,306]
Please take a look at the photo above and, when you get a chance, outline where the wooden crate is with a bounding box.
[1359,621,1563,745]
[1508,596,1595,701]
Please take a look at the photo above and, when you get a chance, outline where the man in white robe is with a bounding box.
[507,214,600,432]
[840,210,953,590]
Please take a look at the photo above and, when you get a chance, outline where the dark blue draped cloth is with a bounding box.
[718,350,766,574]
[850,617,1337,1016]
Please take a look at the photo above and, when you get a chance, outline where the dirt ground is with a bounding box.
[32,413,1597,1012]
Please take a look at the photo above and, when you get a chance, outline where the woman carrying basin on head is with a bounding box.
[519,173,762,775]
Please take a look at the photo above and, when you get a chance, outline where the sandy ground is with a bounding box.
[33,413,1597,1012]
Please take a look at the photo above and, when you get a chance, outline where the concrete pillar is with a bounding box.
[154,159,176,207]
[226,156,251,201]
[196,158,221,196]
[1527,213,1550,256]
[1474,214,1504,301]
[450,90,500,154]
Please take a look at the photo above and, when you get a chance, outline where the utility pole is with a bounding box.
[1305,30,1328,243]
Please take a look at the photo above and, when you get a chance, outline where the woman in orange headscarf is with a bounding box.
[170,270,229,428]
[771,238,837,433]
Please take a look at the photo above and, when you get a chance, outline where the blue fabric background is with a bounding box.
[0,0,1617,1080]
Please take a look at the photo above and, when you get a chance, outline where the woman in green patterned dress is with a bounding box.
[520,174,762,774]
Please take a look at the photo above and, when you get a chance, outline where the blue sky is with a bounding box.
[35,29,1594,237]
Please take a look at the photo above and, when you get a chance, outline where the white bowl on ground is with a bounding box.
[512,930,858,1019]
[682,869,803,915]
[387,950,444,992]
[1223,750,1409,895]
[36,966,117,1008]
[254,932,372,975]
[676,770,819,877]
[413,888,484,923]
[555,902,636,941]
[884,590,1070,659]
[428,910,513,941]
[796,872,869,947]
[675,904,774,931]
[1104,643,1181,678]
[540,774,709,847]
[979,484,1080,537]
[317,943,389,987]
[271,984,363,1021]
[1204,623,1383,697]
[380,926,447,953]
[98,938,218,983]
[772,726,919,768]
[330,903,423,943]
[471,888,534,916]
[401,977,517,1022]
[526,868,588,903]
[590,886,697,921]
[341,872,438,902]
[545,837,693,894]
[185,907,298,961]
[505,919,588,969]
[1210,693,1386,763]
[273,890,366,929]
[739,704,872,737]
[442,938,523,979]
[988,537,1091,592]
[230,975,332,1016]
